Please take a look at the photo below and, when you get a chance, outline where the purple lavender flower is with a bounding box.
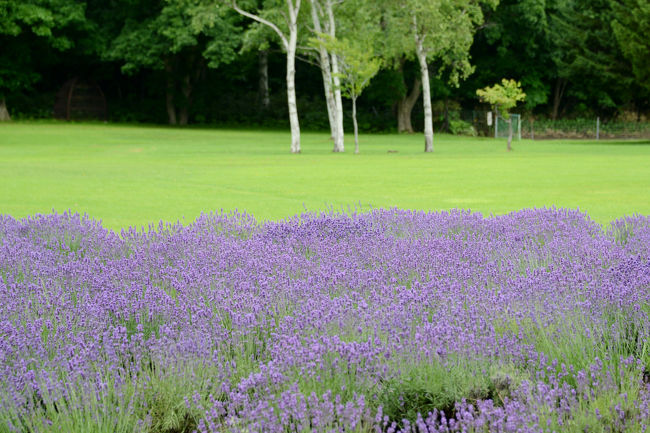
[1,208,649,432]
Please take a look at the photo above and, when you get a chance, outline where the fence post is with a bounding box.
[596,117,600,140]
[531,117,535,140]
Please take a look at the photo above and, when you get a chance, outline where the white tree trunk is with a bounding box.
[326,0,344,152]
[232,0,301,153]
[322,65,337,140]
[352,95,359,154]
[310,0,337,143]
[415,37,434,152]
[0,98,10,121]
[287,32,301,153]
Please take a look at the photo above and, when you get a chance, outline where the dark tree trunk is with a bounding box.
[552,78,567,121]
[507,117,513,151]
[178,107,188,126]
[530,117,535,140]
[258,49,270,109]
[397,74,421,133]
[166,90,177,125]
[165,53,202,126]
[179,73,192,126]
[0,98,10,121]
[164,60,178,125]
[442,98,450,132]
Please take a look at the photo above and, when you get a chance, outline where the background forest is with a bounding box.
[1,0,649,134]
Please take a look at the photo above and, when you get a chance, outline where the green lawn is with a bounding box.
[1,122,649,229]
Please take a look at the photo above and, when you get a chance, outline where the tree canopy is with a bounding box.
[610,0,650,91]
[477,78,526,118]
[477,78,526,150]
[0,0,87,119]
[0,0,648,136]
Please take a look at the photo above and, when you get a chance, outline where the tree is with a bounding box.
[105,0,240,125]
[371,3,420,134]
[549,0,641,118]
[231,0,303,153]
[610,0,650,91]
[307,0,385,151]
[386,0,497,152]
[458,0,559,117]
[238,2,277,110]
[477,78,525,151]
[395,60,421,133]
[317,35,381,154]
[307,0,345,152]
[0,0,87,120]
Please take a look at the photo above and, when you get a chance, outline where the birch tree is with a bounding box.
[307,0,379,152]
[387,0,496,152]
[324,0,345,152]
[317,36,381,154]
[308,0,345,152]
[231,0,303,153]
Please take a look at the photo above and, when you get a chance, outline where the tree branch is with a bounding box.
[232,1,289,49]
[295,52,321,68]
[294,0,302,17]
[297,44,319,53]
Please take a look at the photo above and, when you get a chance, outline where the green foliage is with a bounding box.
[100,0,242,124]
[230,0,305,50]
[140,364,206,433]
[0,0,87,99]
[0,0,86,46]
[0,46,39,97]
[378,357,527,425]
[477,78,526,118]
[0,0,648,125]
[2,361,219,433]
[461,0,556,110]
[5,373,144,433]
[610,0,650,90]
[448,118,476,136]
[548,0,647,114]
[407,0,497,85]
[105,0,240,73]
[369,0,495,89]
[312,32,382,151]
[313,35,381,101]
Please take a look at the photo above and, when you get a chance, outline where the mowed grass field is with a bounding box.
[1,122,649,229]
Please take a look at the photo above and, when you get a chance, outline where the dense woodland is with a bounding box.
[1,0,648,140]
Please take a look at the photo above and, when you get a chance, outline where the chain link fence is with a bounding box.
[436,110,650,139]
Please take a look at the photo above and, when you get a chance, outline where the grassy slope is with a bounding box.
[1,122,649,229]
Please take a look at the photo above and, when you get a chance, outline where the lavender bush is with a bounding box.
[1,208,649,433]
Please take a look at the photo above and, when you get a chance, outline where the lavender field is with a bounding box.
[1,208,649,433]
